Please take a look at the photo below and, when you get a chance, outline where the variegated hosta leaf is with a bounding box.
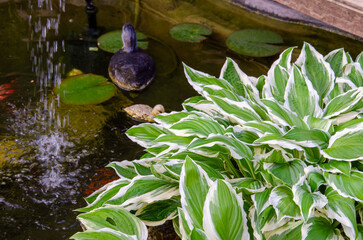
[283,127,329,148]
[183,63,235,95]
[169,115,225,137]
[229,177,265,193]
[284,65,322,118]
[180,157,213,230]
[106,176,179,210]
[73,206,147,240]
[357,51,363,69]
[325,187,358,240]
[177,207,192,238]
[305,166,326,192]
[250,206,275,239]
[240,121,283,136]
[264,220,303,240]
[323,88,363,118]
[324,171,363,202]
[269,186,301,221]
[107,159,157,179]
[70,228,137,240]
[208,95,262,124]
[292,178,328,221]
[203,180,250,240]
[154,111,197,127]
[301,216,343,240]
[135,198,180,226]
[252,188,273,215]
[188,134,253,160]
[220,57,259,99]
[322,123,363,161]
[325,48,348,78]
[341,63,363,88]
[264,159,306,186]
[79,179,130,212]
[126,123,172,148]
[190,228,208,240]
[261,99,308,129]
[304,116,332,133]
[320,160,351,175]
[264,47,295,103]
[182,96,228,121]
[295,42,335,101]
[254,134,304,151]
[202,85,242,102]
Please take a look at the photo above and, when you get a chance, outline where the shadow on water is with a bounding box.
[0,0,362,239]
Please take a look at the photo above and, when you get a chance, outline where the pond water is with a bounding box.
[0,0,362,239]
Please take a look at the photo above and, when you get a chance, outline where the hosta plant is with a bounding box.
[72,42,363,240]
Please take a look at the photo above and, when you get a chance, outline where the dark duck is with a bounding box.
[108,23,155,91]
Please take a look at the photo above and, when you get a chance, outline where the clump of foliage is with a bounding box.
[72,42,363,240]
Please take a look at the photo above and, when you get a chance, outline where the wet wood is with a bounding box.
[273,0,363,38]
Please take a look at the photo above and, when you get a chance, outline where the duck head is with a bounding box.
[122,23,137,53]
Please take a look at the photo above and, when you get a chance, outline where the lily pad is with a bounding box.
[169,23,212,42]
[97,30,148,53]
[226,29,283,57]
[55,74,116,105]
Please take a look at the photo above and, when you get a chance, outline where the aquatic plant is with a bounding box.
[72,42,363,239]
[98,30,149,53]
[169,23,212,43]
[226,29,283,57]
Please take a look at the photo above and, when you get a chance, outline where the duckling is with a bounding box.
[124,104,165,122]
[108,23,155,91]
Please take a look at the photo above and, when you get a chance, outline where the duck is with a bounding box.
[108,23,155,91]
[124,104,165,122]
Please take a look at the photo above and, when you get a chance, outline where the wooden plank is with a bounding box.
[273,0,363,38]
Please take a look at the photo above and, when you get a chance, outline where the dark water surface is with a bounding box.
[0,0,362,239]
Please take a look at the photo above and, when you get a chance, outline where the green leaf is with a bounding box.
[264,159,306,186]
[135,198,180,225]
[325,48,347,77]
[322,124,363,160]
[341,63,363,87]
[203,180,250,240]
[283,127,329,148]
[189,228,208,239]
[325,187,358,239]
[97,30,148,53]
[301,217,342,240]
[220,57,259,98]
[107,162,138,179]
[230,178,265,193]
[177,207,192,238]
[320,160,351,175]
[55,74,116,105]
[154,112,191,126]
[70,228,136,240]
[270,186,301,220]
[323,88,363,118]
[305,167,326,192]
[324,171,363,202]
[78,179,130,212]
[170,116,225,137]
[261,99,308,129]
[292,178,328,221]
[295,42,335,101]
[169,24,211,42]
[126,123,172,148]
[264,220,303,240]
[106,176,179,209]
[76,206,147,239]
[180,157,212,230]
[226,29,283,57]
[284,65,322,118]
[188,134,253,160]
[243,121,283,136]
[254,134,304,151]
[264,47,295,102]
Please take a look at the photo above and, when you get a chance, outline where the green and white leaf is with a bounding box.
[269,186,301,221]
[264,220,303,240]
[180,157,213,230]
[325,187,358,240]
[70,228,137,240]
[323,88,363,118]
[301,216,343,240]
[126,124,172,148]
[264,159,306,186]
[324,171,363,202]
[295,42,335,101]
[322,123,363,160]
[284,65,322,118]
[325,48,348,78]
[341,63,363,87]
[203,180,250,240]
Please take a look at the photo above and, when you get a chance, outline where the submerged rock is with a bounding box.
[108,23,155,91]
[124,104,165,122]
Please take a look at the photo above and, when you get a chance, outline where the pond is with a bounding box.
[0,0,362,239]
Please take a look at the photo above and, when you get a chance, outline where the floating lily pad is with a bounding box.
[169,23,212,42]
[97,30,148,53]
[226,29,283,57]
[55,74,116,105]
